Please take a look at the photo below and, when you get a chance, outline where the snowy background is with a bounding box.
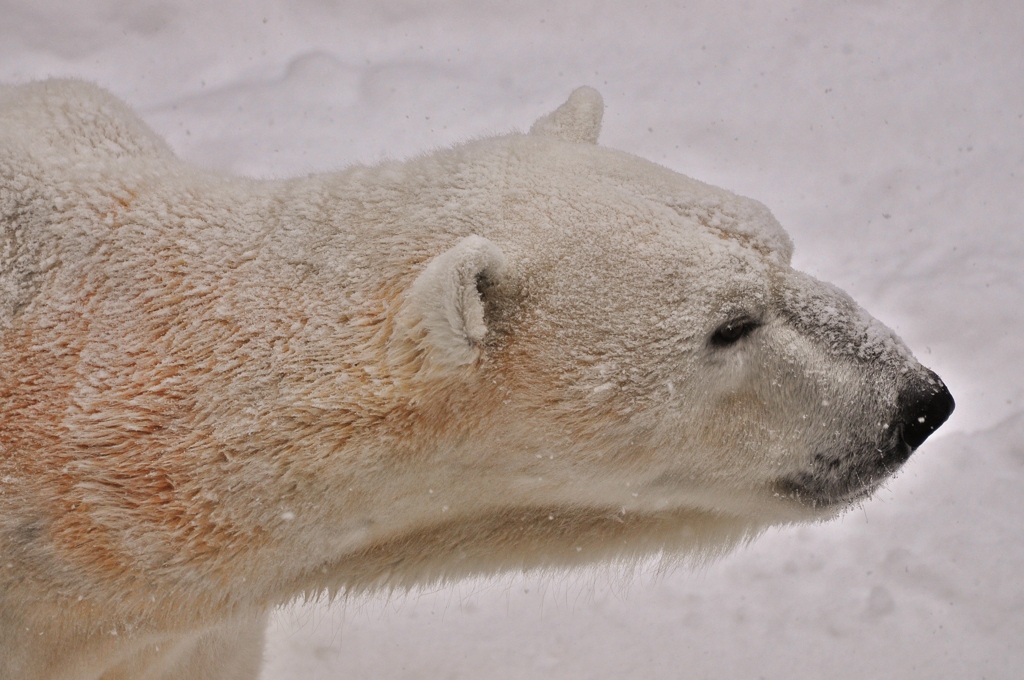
[3,1,1022,678]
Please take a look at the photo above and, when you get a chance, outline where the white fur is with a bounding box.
[0,80,943,679]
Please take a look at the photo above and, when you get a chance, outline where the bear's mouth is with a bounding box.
[773,436,913,509]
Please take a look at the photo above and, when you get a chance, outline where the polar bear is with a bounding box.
[0,81,952,679]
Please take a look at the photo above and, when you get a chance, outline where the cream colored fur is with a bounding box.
[1,81,940,679]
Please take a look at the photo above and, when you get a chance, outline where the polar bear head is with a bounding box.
[362,87,954,582]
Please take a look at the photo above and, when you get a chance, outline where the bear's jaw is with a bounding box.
[764,417,918,509]
[772,462,898,510]
[778,439,904,508]
[282,504,773,596]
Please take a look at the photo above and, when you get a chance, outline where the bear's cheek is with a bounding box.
[656,335,887,487]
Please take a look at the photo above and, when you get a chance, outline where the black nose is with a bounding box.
[896,371,955,450]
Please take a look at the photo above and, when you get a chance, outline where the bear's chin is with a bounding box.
[280,506,778,598]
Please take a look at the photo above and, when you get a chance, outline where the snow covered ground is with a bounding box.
[2,1,1021,677]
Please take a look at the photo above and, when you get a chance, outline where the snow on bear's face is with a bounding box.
[386,88,953,571]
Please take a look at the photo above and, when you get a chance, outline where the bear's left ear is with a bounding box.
[529,86,603,144]
[395,235,507,369]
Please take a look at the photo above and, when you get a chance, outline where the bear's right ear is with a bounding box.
[394,235,507,370]
[529,86,603,144]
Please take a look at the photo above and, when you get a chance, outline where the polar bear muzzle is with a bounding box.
[778,368,954,507]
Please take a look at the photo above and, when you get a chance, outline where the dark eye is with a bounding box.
[710,317,761,347]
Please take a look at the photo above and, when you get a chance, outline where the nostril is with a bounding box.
[897,373,955,450]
